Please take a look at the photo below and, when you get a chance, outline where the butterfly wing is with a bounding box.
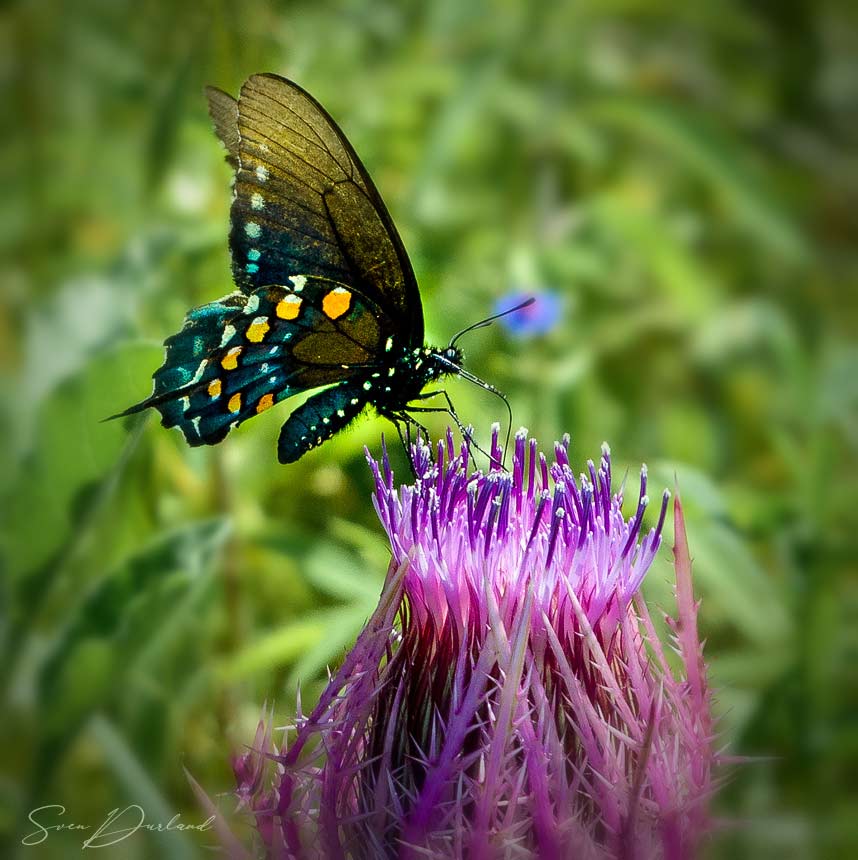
[113,277,390,445]
[206,85,240,168]
[223,73,424,346]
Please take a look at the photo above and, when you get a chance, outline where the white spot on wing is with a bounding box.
[255,165,269,182]
[189,359,208,385]
[245,221,261,239]
[244,294,260,315]
[220,325,237,347]
[251,192,265,211]
[289,274,307,292]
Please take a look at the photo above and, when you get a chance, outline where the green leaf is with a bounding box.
[1,342,163,584]
[216,604,363,683]
[39,518,229,729]
[303,543,385,602]
[650,461,792,649]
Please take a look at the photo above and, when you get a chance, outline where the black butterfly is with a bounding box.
[114,74,525,463]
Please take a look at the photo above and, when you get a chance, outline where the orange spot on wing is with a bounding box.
[246,318,270,342]
[221,347,242,370]
[276,295,302,320]
[207,379,222,398]
[256,392,274,413]
[228,392,242,413]
[322,287,351,320]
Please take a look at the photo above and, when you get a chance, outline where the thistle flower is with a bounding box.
[235,428,715,860]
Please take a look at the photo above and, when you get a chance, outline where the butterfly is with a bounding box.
[114,73,526,463]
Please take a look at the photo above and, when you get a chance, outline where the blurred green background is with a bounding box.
[2,0,857,857]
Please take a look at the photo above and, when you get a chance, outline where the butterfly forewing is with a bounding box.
[228,74,423,347]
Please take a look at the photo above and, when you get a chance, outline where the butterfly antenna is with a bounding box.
[448,297,536,349]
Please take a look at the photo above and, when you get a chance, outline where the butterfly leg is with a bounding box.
[408,392,500,469]
[387,414,411,460]
[381,410,431,476]
[407,405,495,467]
[413,389,476,444]
[416,389,510,469]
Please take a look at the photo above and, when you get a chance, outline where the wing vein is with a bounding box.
[240,120,343,191]
[246,89,354,176]
[242,98,342,172]
[247,88,331,149]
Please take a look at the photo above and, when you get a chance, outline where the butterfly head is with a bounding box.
[443,345,463,366]
[425,345,464,378]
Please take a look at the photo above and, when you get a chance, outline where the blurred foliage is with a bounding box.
[1,0,857,857]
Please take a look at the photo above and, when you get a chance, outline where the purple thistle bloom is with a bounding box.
[234,428,715,859]
[494,290,561,337]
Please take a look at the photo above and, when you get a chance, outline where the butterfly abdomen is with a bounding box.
[277,383,368,463]
[275,346,460,463]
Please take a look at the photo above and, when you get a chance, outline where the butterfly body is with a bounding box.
[114,74,474,463]
[276,342,462,462]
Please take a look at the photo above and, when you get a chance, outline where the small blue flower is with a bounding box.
[494,290,561,337]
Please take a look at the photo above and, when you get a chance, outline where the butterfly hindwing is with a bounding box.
[114,276,394,446]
